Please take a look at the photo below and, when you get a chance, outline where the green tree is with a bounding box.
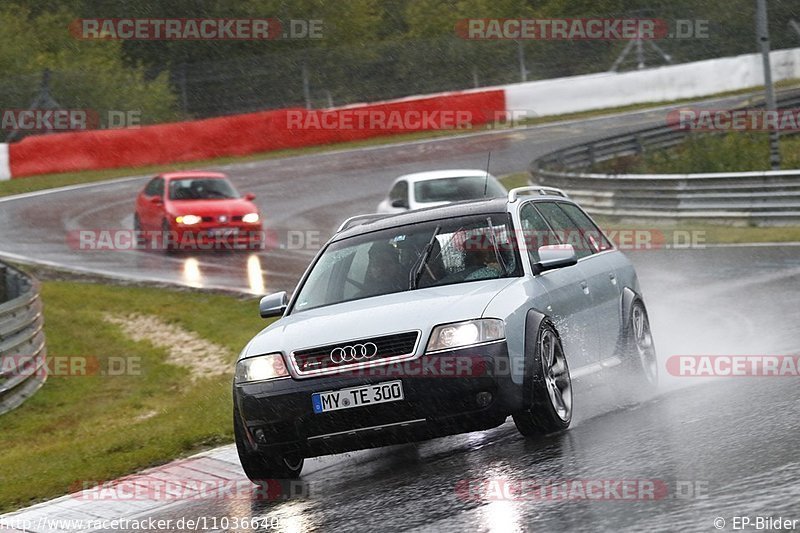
[0,5,178,129]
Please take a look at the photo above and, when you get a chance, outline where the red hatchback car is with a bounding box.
[134,171,263,251]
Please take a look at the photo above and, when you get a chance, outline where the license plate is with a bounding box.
[210,228,238,238]
[312,381,404,414]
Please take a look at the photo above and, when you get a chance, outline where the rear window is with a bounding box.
[414,176,506,203]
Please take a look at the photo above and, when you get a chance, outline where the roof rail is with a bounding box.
[508,185,569,202]
[335,213,392,233]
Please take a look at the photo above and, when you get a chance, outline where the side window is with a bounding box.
[389,181,408,205]
[534,202,593,260]
[144,177,164,197]
[144,178,159,196]
[557,203,613,253]
[518,203,560,264]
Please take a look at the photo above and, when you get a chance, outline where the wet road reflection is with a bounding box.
[182,257,202,288]
[107,245,800,532]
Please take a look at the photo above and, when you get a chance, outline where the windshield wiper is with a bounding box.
[486,217,510,275]
[409,225,441,289]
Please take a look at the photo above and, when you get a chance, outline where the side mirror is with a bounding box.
[391,198,409,209]
[244,193,256,201]
[535,244,578,273]
[150,196,163,206]
[259,291,288,318]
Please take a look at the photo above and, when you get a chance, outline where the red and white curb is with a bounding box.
[0,144,10,181]
[0,444,341,533]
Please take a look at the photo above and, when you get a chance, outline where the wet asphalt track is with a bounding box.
[96,244,798,533]
[1,92,799,532]
[0,91,783,294]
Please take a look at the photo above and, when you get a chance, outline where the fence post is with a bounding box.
[302,64,312,110]
[0,265,6,302]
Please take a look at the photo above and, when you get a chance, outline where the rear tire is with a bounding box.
[513,320,573,437]
[233,402,304,483]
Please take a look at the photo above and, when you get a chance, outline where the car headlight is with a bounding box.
[242,213,260,224]
[426,319,505,353]
[234,353,289,384]
[176,215,202,225]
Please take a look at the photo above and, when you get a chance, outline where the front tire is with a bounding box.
[233,402,304,483]
[513,320,573,437]
[161,219,177,253]
[625,300,658,388]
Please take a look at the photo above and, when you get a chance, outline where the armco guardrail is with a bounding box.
[529,90,800,224]
[0,262,46,415]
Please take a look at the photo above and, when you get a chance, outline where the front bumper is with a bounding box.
[234,341,523,457]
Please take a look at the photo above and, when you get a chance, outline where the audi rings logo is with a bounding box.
[330,342,378,364]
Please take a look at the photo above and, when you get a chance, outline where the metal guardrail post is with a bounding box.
[0,265,6,302]
[634,135,644,154]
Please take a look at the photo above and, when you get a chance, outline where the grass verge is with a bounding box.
[591,133,800,174]
[0,281,267,513]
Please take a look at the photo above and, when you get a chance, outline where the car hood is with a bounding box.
[167,198,257,216]
[242,278,517,360]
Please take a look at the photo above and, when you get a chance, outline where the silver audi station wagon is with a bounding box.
[233,186,657,481]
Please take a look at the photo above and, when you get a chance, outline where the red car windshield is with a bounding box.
[168,178,239,200]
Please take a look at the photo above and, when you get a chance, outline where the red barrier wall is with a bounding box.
[8,89,505,178]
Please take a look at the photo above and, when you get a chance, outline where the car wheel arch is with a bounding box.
[522,308,550,407]
[620,287,640,335]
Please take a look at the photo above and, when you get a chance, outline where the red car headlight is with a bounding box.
[176,215,202,225]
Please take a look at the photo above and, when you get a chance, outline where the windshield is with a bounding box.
[413,176,506,203]
[168,178,239,200]
[292,214,521,313]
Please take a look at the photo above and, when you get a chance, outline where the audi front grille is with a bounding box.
[291,331,420,376]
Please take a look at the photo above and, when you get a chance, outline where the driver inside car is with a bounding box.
[358,241,406,298]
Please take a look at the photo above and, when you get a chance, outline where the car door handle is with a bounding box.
[609,273,617,285]
[580,280,589,295]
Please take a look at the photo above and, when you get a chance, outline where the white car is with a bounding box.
[376,170,508,213]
